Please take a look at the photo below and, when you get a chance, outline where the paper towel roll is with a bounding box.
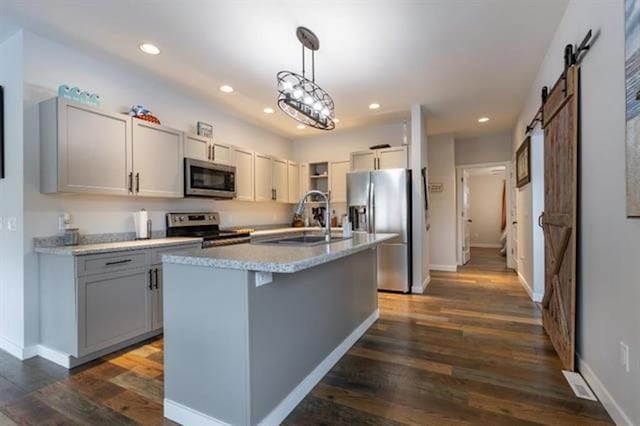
[134,209,149,239]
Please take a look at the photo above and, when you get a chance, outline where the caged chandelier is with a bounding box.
[277,27,335,130]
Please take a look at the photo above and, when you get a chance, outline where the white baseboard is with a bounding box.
[258,309,379,425]
[516,271,543,303]
[412,275,431,294]
[0,336,26,360]
[578,356,633,426]
[429,264,458,272]
[164,399,230,426]
[36,345,73,368]
[470,243,502,248]
[163,310,380,426]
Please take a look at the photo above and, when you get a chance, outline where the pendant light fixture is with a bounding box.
[277,27,335,131]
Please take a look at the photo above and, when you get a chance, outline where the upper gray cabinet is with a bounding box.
[350,146,408,171]
[132,120,184,198]
[40,97,184,198]
[40,97,133,195]
[185,134,232,165]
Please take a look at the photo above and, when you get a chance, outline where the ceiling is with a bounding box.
[0,0,568,139]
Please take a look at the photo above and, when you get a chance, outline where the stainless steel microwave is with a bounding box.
[184,158,236,199]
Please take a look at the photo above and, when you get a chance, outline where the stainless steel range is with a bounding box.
[166,212,250,248]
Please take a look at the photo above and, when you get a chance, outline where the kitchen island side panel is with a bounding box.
[163,263,252,426]
[248,247,378,424]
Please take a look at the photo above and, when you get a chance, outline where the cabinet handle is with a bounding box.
[135,173,140,193]
[148,269,153,290]
[128,172,133,192]
[212,145,216,161]
[154,268,159,289]
[105,259,132,266]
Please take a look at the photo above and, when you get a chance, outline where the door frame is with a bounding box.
[456,161,514,269]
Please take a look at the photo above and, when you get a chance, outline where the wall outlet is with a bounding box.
[621,342,630,373]
[7,217,17,232]
[58,213,71,231]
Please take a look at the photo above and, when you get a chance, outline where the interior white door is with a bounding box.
[461,170,471,264]
[254,154,273,201]
[132,120,184,198]
[350,151,376,171]
[378,146,408,169]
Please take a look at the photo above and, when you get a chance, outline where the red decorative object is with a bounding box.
[134,114,161,125]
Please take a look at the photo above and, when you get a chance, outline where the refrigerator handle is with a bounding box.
[369,182,375,234]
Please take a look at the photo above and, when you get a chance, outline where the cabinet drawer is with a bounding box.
[77,251,148,276]
[151,243,201,265]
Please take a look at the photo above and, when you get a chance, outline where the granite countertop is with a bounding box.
[162,233,397,273]
[34,237,203,256]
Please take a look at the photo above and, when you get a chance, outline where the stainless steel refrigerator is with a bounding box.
[347,169,412,293]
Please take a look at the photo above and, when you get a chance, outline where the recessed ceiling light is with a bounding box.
[369,103,381,110]
[219,85,234,93]
[263,107,274,114]
[297,124,306,130]
[139,43,160,55]
[478,117,490,123]
[333,118,340,123]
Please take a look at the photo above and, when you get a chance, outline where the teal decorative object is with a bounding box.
[58,84,101,107]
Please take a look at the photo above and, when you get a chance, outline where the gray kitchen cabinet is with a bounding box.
[299,163,310,198]
[350,146,408,171]
[329,160,350,203]
[40,97,132,196]
[254,153,273,202]
[78,267,152,356]
[233,147,255,201]
[272,157,288,202]
[350,150,376,171]
[185,134,232,165]
[38,242,199,367]
[132,119,184,198]
[288,161,300,203]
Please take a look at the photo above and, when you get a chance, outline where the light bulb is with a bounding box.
[304,96,314,105]
[313,102,323,111]
[320,108,330,117]
[293,89,303,99]
[282,81,293,91]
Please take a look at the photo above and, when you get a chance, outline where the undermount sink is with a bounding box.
[253,235,350,247]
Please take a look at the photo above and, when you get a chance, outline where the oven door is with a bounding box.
[185,158,236,198]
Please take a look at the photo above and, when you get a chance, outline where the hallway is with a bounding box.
[0,249,613,425]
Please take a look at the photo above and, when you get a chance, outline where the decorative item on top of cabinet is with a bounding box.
[197,121,213,138]
[129,104,160,125]
[58,85,101,107]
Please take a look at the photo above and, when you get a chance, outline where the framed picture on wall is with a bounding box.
[516,136,531,188]
[0,85,4,179]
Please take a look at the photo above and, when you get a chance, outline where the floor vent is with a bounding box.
[562,370,597,401]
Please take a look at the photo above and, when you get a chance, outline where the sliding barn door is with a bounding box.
[540,65,579,371]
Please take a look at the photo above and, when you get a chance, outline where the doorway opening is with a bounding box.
[456,162,513,271]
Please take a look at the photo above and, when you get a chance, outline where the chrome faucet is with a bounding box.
[294,190,332,242]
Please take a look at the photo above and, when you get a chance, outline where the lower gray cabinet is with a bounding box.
[78,267,152,356]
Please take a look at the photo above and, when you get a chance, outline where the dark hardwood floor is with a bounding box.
[0,248,612,425]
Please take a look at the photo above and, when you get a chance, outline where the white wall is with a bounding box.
[12,30,295,353]
[455,131,513,165]
[427,133,457,270]
[514,1,639,423]
[0,31,25,356]
[468,173,505,248]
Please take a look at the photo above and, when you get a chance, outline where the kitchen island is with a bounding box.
[161,232,396,426]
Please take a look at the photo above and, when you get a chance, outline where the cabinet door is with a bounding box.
[378,146,408,169]
[233,147,255,201]
[185,134,210,162]
[254,154,273,201]
[350,150,376,171]
[329,161,350,203]
[151,266,163,331]
[212,141,233,165]
[132,120,184,198]
[272,158,288,202]
[58,99,132,195]
[299,163,310,198]
[288,161,300,203]
[78,268,152,356]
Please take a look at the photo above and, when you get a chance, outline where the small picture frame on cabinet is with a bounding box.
[197,121,213,138]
